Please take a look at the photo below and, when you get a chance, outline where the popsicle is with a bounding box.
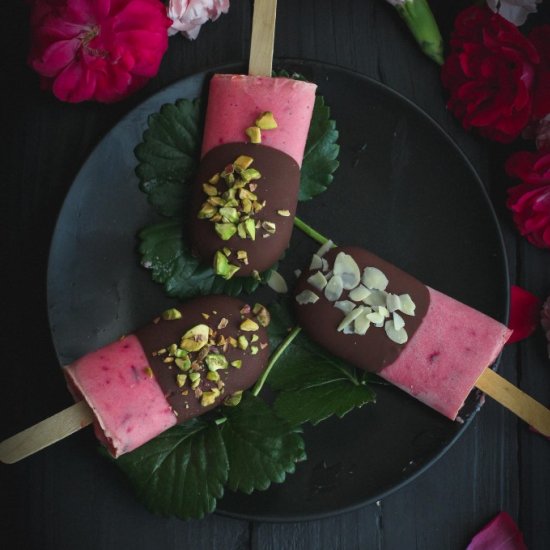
[0,295,271,462]
[189,0,317,278]
[293,244,550,433]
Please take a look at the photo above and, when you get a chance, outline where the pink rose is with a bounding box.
[28,0,172,103]
[506,150,550,248]
[167,0,229,40]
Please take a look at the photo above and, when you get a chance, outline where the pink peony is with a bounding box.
[506,150,550,248]
[167,0,229,40]
[28,0,172,103]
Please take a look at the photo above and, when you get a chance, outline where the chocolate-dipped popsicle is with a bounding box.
[294,245,511,420]
[64,295,271,457]
[189,74,316,279]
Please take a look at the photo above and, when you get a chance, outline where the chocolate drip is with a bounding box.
[189,143,301,276]
[294,246,430,373]
[135,295,269,421]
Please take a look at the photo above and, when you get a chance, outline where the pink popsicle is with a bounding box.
[201,74,317,165]
[294,246,512,421]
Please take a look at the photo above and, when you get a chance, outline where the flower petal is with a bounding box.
[507,285,542,344]
[466,511,527,550]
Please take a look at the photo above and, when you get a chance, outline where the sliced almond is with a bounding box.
[333,252,361,290]
[362,267,389,291]
[307,271,328,291]
[267,270,288,294]
[363,290,388,307]
[337,306,364,332]
[378,306,390,318]
[324,274,344,302]
[393,312,405,331]
[398,293,416,316]
[334,300,356,314]
[296,289,319,305]
[366,311,384,325]
[354,313,371,336]
[321,258,329,272]
[309,254,323,270]
[316,240,335,258]
[386,293,401,313]
[349,284,371,302]
[385,320,408,344]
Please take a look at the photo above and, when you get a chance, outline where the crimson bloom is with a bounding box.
[506,150,550,248]
[507,285,541,344]
[529,25,550,121]
[441,6,539,143]
[28,0,172,103]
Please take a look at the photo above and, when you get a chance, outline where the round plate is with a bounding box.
[47,60,509,522]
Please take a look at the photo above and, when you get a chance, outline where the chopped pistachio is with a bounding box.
[230,360,242,369]
[215,222,237,241]
[180,324,210,352]
[241,168,261,182]
[201,391,218,407]
[241,198,252,214]
[277,209,291,217]
[163,356,174,363]
[208,196,225,206]
[250,345,259,355]
[162,308,182,321]
[201,313,210,320]
[237,222,247,239]
[202,183,218,196]
[211,214,222,223]
[255,111,278,130]
[197,202,217,219]
[219,207,239,224]
[175,357,191,371]
[248,183,258,193]
[240,304,251,315]
[228,336,238,348]
[176,374,187,387]
[237,335,249,350]
[244,218,256,240]
[168,343,178,356]
[245,126,262,143]
[224,391,243,407]
[144,367,154,378]
[252,200,264,213]
[222,247,232,257]
[223,188,237,201]
[207,371,220,382]
[214,250,240,279]
[251,334,259,343]
[209,173,220,184]
[188,372,200,383]
[236,250,248,264]
[234,155,254,170]
[240,318,259,331]
[260,342,268,350]
[156,348,167,355]
[252,303,271,327]
[205,353,229,371]
[217,317,229,329]
[251,270,261,281]
[262,221,276,234]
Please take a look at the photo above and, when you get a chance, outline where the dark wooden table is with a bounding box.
[3,1,549,548]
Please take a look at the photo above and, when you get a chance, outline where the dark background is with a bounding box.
[2,1,549,548]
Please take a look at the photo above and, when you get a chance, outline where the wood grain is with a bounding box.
[249,0,277,76]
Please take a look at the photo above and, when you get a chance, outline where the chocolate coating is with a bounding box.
[135,295,270,421]
[294,246,430,373]
[189,143,301,275]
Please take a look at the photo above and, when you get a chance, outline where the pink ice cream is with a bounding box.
[380,288,511,419]
[201,74,317,165]
[64,335,176,457]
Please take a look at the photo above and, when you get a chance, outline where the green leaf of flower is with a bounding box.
[114,418,227,520]
[135,99,202,217]
[266,300,376,426]
[221,394,306,494]
[138,219,273,298]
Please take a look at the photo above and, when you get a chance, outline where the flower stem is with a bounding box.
[251,326,302,396]
[293,216,331,245]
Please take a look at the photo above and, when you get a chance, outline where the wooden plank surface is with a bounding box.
[2,1,549,548]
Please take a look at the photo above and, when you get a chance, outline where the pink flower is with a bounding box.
[167,0,229,40]
[466,511,526,550]
[28,0,172,103]
[507,285,541,343]
[506,150,550,247]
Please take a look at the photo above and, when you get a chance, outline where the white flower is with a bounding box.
[167,0,230,40]
[486,0,541,26]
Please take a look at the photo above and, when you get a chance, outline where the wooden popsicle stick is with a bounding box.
[475,368,550,437]
[249,0,277,76]
[0,401,94,464]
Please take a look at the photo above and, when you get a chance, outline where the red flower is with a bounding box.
[28,0,172,103]
[506,150,550,248]
[441,6,539,143]
[466,511,526,550]
[529,25,550,120]
[507,285,541,344]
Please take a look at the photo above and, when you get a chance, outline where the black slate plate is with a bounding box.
[47,60,509,522]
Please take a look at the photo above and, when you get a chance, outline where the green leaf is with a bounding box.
[299,95,340,201]
[114,418,228,520]
[138,219,274,298]
[135,99,202,217]
[221,394,306,494]
[266,300,376,427]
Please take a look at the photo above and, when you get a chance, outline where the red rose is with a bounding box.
[28,0,172,103]
[529,25,550,121]
[441,6,539,143]
[506,150,550,248]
